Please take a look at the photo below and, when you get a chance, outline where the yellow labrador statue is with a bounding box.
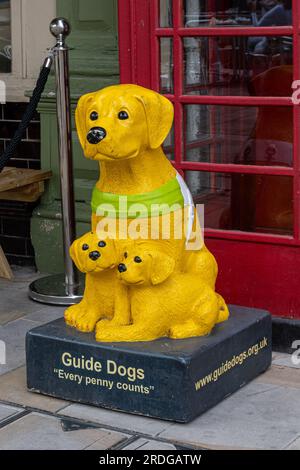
[64,84,229,341]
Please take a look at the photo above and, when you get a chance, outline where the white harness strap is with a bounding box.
[176,172,195,244]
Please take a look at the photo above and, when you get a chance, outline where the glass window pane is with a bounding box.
[0,0,11,73]
[163,122,175,161]
[160,0,173,27]
[183,36,293,96]
[184,0,292,28]
[160,38,173,94]
[184,104,293,167]
[185,170,293,235]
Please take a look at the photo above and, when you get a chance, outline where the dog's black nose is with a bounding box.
[89,250,101,261]
[118,263,127,273]
[87,127,106,144]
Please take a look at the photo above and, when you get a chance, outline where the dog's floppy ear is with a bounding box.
[75,92,96,151]
[149,251,175,285]
[69,238,81,270]
[135,90,174,149]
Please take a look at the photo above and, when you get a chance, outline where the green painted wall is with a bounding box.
[31,0,119,273]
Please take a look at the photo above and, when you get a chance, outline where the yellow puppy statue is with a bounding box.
[65,232,130,332]
[95,243,228,342]
[64,83,228,340]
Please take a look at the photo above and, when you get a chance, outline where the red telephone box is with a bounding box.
[118,0,300,320]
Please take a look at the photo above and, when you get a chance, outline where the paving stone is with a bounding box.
[0,403,23,423]
[0,319,38,375]
[123,438,177,450]
[285,436,300,450]
[85,433,130,450]
[0,269,50,325]
[232,381,277,396]
[0,367,70,413]
[0,309,32,327]
[255,364,300,389]
[0,343,25,376]
[272,352,291,361]
[0,318,36,344]
[0,412,128,450]
[0,267,41,290]
[272,353,300,369]
[11,266,39,281]
[58,404,172,437]
[0,284,48,326]
[158,382,300,450]
[25,306,65,324]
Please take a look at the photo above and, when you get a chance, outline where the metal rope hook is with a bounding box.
[29,18,84,305]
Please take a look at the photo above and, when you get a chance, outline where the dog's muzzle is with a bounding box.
[87,127,106,144]
[118,263,127,273]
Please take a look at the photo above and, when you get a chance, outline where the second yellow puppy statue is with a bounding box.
[95,242,228,342]
[66,231,130,332]
[64,83,229,341]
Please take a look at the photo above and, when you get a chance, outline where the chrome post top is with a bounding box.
[50,18,71,48]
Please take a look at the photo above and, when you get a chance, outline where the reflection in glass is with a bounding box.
[160,0,173,27]
[184,0,292,28]
[160,38,173,94]
[186,171,293,235]
[0,0,11,73]
[184,103,293,167]
[183,36,293,96]
[163,122,175,161]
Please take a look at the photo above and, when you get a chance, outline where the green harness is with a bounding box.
[91,176,184,219]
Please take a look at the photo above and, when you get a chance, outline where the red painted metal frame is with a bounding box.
[164,94,292,105]
[158,26,293,36]
[292,0,300,241]
[118,0,300,319]
[118,0,152,85]
[118,0,299,242]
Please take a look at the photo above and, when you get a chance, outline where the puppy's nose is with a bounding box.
[87,127,106,144]
[118,263,127,273]
[89,250,101,261]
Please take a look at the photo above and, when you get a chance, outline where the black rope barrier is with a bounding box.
[0,56,53,172]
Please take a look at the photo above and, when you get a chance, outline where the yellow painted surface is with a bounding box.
[65,84,229,341]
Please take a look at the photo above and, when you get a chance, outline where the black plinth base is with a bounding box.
[26,306,272,423]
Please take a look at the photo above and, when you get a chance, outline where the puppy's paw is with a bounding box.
[216,294,229,323]
[95,322,115,342]
[169,321,211,339]
[95,321,160,342]
[95,320,129,342]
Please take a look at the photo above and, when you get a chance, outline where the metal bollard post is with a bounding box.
[29,18,83,305]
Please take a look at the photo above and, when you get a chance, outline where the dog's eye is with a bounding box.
[90,111,98,121]
[118,111,129,120]
[82,244,89,251]
[134,256,142,263]
[124,252,128,258]
[98,241,106,248]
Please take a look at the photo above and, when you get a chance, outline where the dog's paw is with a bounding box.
[75,311,105,333]
[64,303,83,327]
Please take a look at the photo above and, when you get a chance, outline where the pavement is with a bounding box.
[0,267,300,450]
